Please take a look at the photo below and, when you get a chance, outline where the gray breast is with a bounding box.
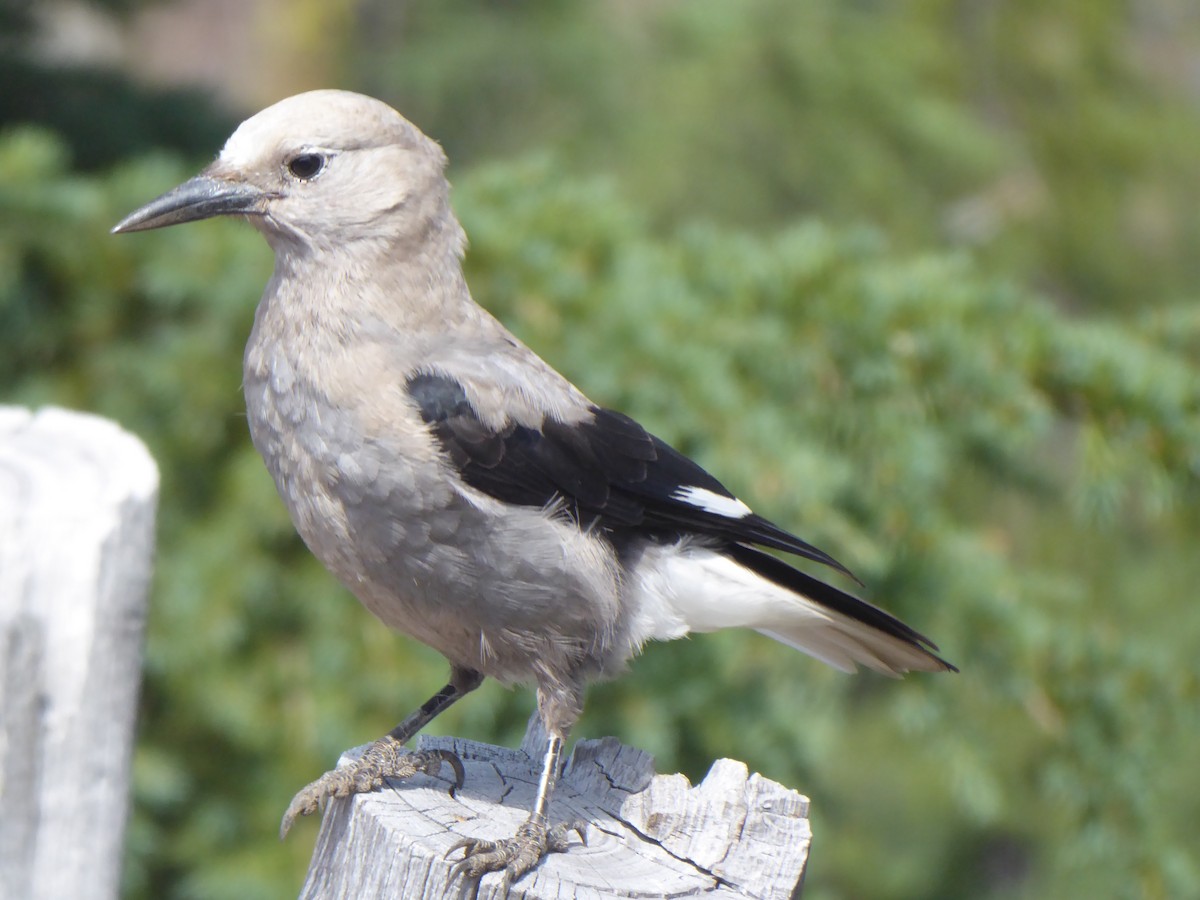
[242,326,631,685]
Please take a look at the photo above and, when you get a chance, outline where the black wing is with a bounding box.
[407,371,857,581]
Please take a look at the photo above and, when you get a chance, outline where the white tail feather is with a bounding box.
[628,541,942,676]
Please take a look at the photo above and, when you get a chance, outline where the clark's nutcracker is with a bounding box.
[114,90,955,883]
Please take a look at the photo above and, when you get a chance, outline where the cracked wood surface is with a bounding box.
[0,407,159,900]
[299,716,810,898]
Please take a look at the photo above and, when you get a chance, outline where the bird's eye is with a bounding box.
[286,153,326,181]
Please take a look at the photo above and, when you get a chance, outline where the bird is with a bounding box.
[113,89,955,884]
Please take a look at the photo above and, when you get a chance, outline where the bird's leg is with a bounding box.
[280,666,483,837]
[448,684,587,884]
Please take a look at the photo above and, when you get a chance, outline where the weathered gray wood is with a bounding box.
[0,406,159,900]
[300,716,810,899]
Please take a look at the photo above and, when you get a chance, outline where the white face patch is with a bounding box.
[218,117,272,170]
[671,485,752,519]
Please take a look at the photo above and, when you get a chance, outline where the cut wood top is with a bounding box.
[300,717,810,899]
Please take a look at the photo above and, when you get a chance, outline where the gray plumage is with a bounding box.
[114,90,953,883]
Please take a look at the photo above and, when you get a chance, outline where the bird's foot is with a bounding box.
[448,818,586,884]
[280,736,464,838]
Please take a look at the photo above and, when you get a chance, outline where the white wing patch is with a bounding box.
[671,485,752,519]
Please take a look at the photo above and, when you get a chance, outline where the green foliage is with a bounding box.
[4,3,1200,897]
[2,128,1197,898]
[358,0,1200,313]
[0,58,235,171]
[0,0,233,170]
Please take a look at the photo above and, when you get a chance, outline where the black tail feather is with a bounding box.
[726,543,958,672]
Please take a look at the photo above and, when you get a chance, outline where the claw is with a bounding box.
[280,739,466,839]
[551,820,588,850]
[445,836,484,869]
[437,748,466,797]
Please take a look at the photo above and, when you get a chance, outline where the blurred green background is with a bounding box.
[3,1,1199,897]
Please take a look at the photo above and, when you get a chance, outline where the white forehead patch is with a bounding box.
[218,127,255,168]
[218,112,289,170]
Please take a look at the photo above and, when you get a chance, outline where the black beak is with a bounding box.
[112,174,266,234]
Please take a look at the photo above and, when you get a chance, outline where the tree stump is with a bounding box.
[300,716,810,899]
[0,407,159,900]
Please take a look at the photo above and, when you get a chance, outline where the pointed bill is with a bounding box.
[112,174,267,234]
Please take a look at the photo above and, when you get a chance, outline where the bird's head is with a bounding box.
[113,90,454,253]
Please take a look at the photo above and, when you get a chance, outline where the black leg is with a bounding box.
[388,667,484,744]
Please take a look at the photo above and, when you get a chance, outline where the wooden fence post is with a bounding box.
[300,716,810,898]
[0,406,159,900]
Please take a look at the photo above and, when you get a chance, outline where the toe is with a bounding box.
[447,818,584,883]
[446,836,491,860]
[280,742,468,838]
[280,774,339,838]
